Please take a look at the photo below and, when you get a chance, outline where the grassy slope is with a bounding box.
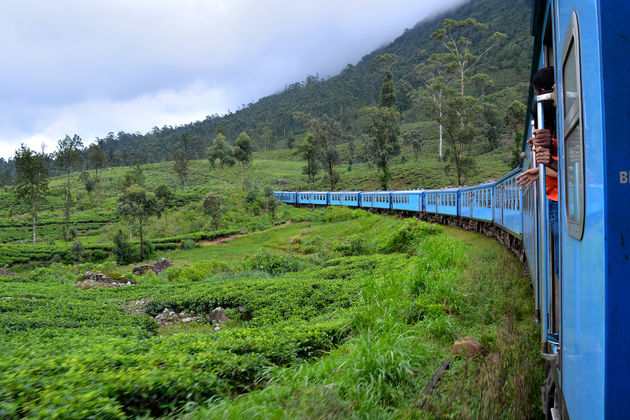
[0,209,542,418]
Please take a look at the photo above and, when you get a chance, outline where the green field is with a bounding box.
[0,207,541,418]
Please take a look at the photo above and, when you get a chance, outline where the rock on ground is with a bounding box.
[452,336,485,359]
[208,307,231,324]
[119,297,153,315]
[132,264,154,276]
[0,269,15,277]
[154,308,202,326]
[77,271,137,289]
[152,258,173,275]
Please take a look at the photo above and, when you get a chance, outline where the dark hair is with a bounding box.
[531,66,555,92]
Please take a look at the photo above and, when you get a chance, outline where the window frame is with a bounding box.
[561,11,585,240]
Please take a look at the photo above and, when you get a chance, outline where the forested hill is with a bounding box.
[24,0,533,170]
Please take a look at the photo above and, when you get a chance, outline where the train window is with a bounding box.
[562,11,585,240]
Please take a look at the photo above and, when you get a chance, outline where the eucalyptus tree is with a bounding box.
[55,134,83,244]
[173,150,188,191]
[233,131,253,189]
[430,18,506,96]
[362,106,401,190]
[155,184,175,222]
[14,144,48,246]
[116,185,162,260]
[295,133,320,189]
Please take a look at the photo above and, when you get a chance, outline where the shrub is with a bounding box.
[378,219,441,253]
[323,206,364,223]
[112,230,136,265]
[181,239,195,250]
[332,235,368,256]
[243,249,309,275]
[69,239,85,263]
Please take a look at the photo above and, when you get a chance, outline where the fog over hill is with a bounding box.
[0,0,471,160]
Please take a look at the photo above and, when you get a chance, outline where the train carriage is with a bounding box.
[273,191,296,205]
[492,169,523,237]
[340,192,361,207]
[391,190,424,213]
[424,188,459,216]
[361,191,392,210]
[297,192,329,206]
[459,183,493,222]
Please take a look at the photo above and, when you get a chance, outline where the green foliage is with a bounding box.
[181,239,195,250]
[13,144,49,246]
[207,133,235,169]
[362,106,401,189]
[378,218,442,253]
[202,193,224,229]
[295,133,320,189]
[112,229,137,265]
[69,239,87,263]
[243,249,309,276]
[323,206,365,223]
[172,150,189,191]
[379,70,397,109]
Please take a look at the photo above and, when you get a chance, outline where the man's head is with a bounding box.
[531,66,554,94]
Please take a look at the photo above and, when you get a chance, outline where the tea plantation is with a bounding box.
[0,206,542,418]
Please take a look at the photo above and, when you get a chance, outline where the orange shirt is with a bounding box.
[545,137,558,202]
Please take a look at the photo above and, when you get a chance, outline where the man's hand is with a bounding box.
[535,146,552,165]
[531,129,553,149]
[516,167,539,188]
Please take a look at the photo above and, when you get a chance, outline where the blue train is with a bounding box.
[277,1,630,417]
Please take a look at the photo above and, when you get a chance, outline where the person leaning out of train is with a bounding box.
[516,66,560,279]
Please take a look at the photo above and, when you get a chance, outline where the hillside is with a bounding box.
[13,0,531,170]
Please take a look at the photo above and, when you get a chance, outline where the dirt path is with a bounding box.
[199,233,248,246]
[198,222,293,247]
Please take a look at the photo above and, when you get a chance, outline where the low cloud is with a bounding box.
[0,0,468,159]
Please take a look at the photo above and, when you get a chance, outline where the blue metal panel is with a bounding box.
[555,1,606,418]
[391,191,423,212]
[361,192,391,210]
[460,184,493,222]
[339,191,360,207]
[600,2,630,417]
[493,169,523,236]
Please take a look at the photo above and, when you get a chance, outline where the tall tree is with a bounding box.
[87,143,105,176]
[202,192,224,229]
[180,133,191,158]
[402,127,424,161]
[116,185,162,260]
[86,143,105,207]
[430,18,506,96]
[55,135,83,244]
[14,144,48,246]
[173,150,188,191]
[420,82,481,186]
[295,133,320,189]
[362,106,401,190]
[312,115,341,191]
[379,71,397,109]
[233,131,253,189]
[207,133,235,169]
[155,184,175,222]
[506,100,527,166]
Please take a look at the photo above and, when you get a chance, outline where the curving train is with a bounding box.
[276,0,630,418]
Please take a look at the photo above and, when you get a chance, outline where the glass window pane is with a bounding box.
[563,41,579,121]
[565,121,584,224]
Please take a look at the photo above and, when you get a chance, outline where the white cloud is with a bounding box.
[0,0,468,159]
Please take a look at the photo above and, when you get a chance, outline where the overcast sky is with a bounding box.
[0,0,468,160]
